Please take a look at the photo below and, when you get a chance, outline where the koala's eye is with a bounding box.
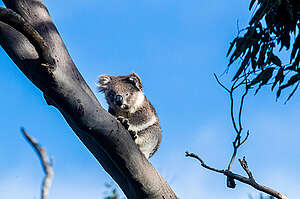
[126,93,129,96]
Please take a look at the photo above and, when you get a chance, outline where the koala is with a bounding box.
[97,73,161,159]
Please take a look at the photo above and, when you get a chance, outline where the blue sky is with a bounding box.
[0,0,299,199]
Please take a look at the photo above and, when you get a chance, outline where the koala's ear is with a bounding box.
[97,75,111,91]
[129,73,143,90]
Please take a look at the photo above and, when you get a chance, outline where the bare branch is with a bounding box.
[228,76,244,140]
[215,73,248,188]
[215,74,250,171]
[195,72,285,198]
[21,128,54,199]
[240,131,249,146]
[216,73,251,188]
[214,73,252,188]
[185,152,225,173]
[238,83,249,133]
[238,157,254,180]
[227,82,249,172]
[186,152,288,199]
[214,73,230,93]
[227,144,238,171]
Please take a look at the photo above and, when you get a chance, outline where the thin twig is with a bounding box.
[214,74,251,188]
[238,87,248,136]
[21,128,54,199]
[214,73,230,93]
[185,152,225,174]
[239,157,254,180]
[238,76,251,129]
[227,76,250,172]
[240,131,250,146]
[229,82,239,135]
[186,152,288,199]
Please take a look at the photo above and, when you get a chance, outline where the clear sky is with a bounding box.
[0,0,299,199]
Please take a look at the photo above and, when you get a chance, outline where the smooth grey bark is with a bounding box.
[0,1,178,198]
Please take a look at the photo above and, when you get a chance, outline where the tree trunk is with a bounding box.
[0,1,177,198]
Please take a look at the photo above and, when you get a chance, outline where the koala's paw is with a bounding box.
[117,116,138,140]
[129,130,138,140]
[117,116,130,129]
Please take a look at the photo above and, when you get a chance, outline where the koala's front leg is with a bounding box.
[117,116,129,129]
[117,116,138,139]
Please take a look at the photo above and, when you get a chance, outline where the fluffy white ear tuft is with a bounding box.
[129,73,143,90]
[97,75,111,91]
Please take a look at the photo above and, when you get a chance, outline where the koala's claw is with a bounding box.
[117,116,130,129]
[117,116,138,140]
[129,130,138,140]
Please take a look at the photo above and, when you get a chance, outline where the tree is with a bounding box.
[186,0,298,198]
[0,1,177,198]
[186,73,288,199]
[1,0,297,199]
[227,0,299,100]
[226,0,299,194]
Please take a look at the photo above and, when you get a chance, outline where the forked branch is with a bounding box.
[185,152,288,199]
[21,128,54,199]
[214,73,250,188]
[186,73,287,198]
[0,7,54,66]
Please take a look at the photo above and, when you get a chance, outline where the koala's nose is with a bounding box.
[115,95,123,106]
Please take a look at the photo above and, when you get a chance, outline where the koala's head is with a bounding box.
[97,73,145,113]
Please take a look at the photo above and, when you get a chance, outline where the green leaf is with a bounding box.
[228,38,249,66]
[249,1,268,25]
[270,53,282,66]
[251,57,258,70]
[251,42,261,59]
[232,50,251,80]
[276,87,282,98]
[290,34,300,62]
[249,0,257,10]
[250,67,275,86]
[285,82,299,103]
[286,65,297,71]
[227,37,239,57]
[257,44,268,68]
[272,67,284,90]
[279,74,300,91]
[279,31,291,50]
[292,51,300,68]
[255,67,275,94]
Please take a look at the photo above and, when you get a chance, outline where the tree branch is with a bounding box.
[0,7,54,66]
[188,72,286,198]
[0,0,177,198]
[214,73,250,188]
[214,73,251,174]
[185,152,288,199]
[210,72,285,197]
[21,128,54,199]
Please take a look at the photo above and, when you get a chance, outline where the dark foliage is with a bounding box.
[227,0,299,101]
[103,183,122,199]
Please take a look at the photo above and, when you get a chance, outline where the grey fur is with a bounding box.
[97,73,161,158]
